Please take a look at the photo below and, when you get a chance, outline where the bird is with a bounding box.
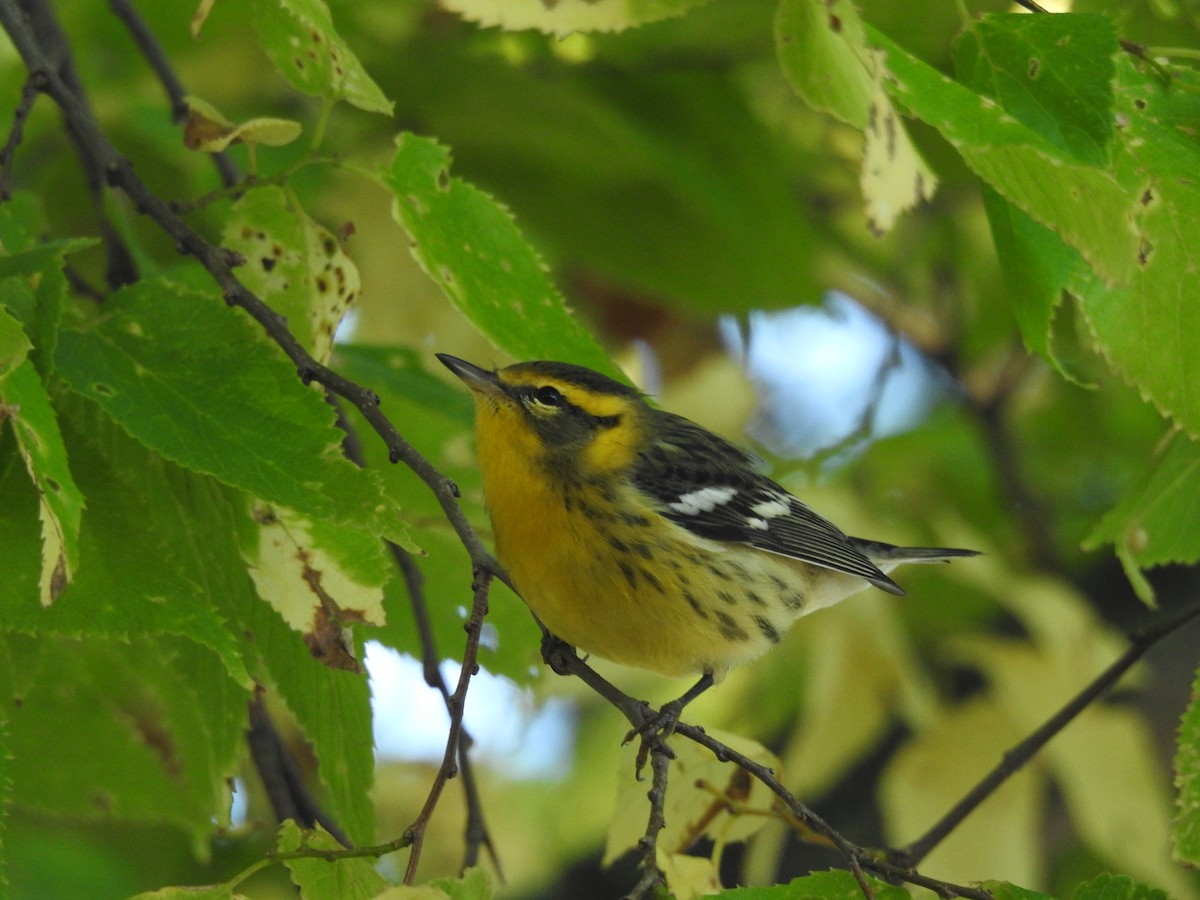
[438,353,976,698]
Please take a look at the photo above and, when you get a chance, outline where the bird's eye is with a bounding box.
[534,386,565,408]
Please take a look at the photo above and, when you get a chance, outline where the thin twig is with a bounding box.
[627,745,671,900]
[12,0,137,287]
[893,597,1200,868]
[107,0,239,188]
[404,567,492,883]
[334,398,501,878]
[0,73,38,200]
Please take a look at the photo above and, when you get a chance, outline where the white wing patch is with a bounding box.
[670,486,738,515]
[750,496,790,519]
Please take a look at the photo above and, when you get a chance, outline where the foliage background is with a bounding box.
[1,0,1199,898]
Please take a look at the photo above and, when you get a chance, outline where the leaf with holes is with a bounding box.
[870,25,1138,285]
[776,0,936,233]
[1075,59,1200,438]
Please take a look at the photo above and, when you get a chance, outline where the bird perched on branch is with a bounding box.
[439,354,975,704]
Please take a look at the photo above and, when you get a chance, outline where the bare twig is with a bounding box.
[404,567,492,883]
[627,745,671,900]
[13,0,137,287]
[0,73,38,200]
[106,0,239,188]
[893,597,1200,868]
[334,400,501,877]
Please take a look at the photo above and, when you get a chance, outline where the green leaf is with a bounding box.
[0,193,96,376]
[1076,59,1200,438]
[981,187,1080,371]
[54,280,404,544]
[1173,665,1200,865]
[129,884,243,900]
[224,186,361,365]
[245,598,374,845]
[0,718,9,895]
[953,14,1116,166]
[775,0,873,128]
[775,0,936,233]
[718,869,910,899]
[2,634,242,849]
[0,396,253,688]
[0,358,84,605]
[983,883,1055,900]
[1071,873,1169,900]
[438,0,711,37]
[428,868,493,900]
[1083,430,1200,603]
[277,821,387,899]
[251,0,392,115]
[0,305,31,381]
[384,133,617,376]
[869,25,1138,285]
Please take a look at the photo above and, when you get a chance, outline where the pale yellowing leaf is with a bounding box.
[782,593,935,798]
[241,501,388,671]
[191,0,216,37]
[659,853,722,900]
[440,0,712,38]
[183,97,302,152]
[862,49,938,235]
[882,698,1043,888]
[604,729,778,867]
[225,186,361,364]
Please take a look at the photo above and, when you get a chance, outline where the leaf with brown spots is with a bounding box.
[251,0,392,115]
[238,499,390,672]
[224,185,360,364]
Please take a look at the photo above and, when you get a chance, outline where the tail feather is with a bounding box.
[849,538,980,564]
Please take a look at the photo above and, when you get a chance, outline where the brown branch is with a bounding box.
[403,567,492,883]
[627,744,672,900]
[106,0,239,188]
[0,73,38,200]
[13,0,137,288]
[334,400,501,878]
[892,597,1200,868]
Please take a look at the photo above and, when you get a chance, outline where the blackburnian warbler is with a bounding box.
[439,354,975,683]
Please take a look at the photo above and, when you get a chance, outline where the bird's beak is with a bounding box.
[437,353,505,398]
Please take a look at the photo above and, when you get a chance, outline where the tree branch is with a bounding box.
[11,0,137,288]
[0,73,38,200]
[403,567,492,883]
[892,596,1200,868]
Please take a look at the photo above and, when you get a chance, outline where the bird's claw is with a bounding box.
[625,699,683,778]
